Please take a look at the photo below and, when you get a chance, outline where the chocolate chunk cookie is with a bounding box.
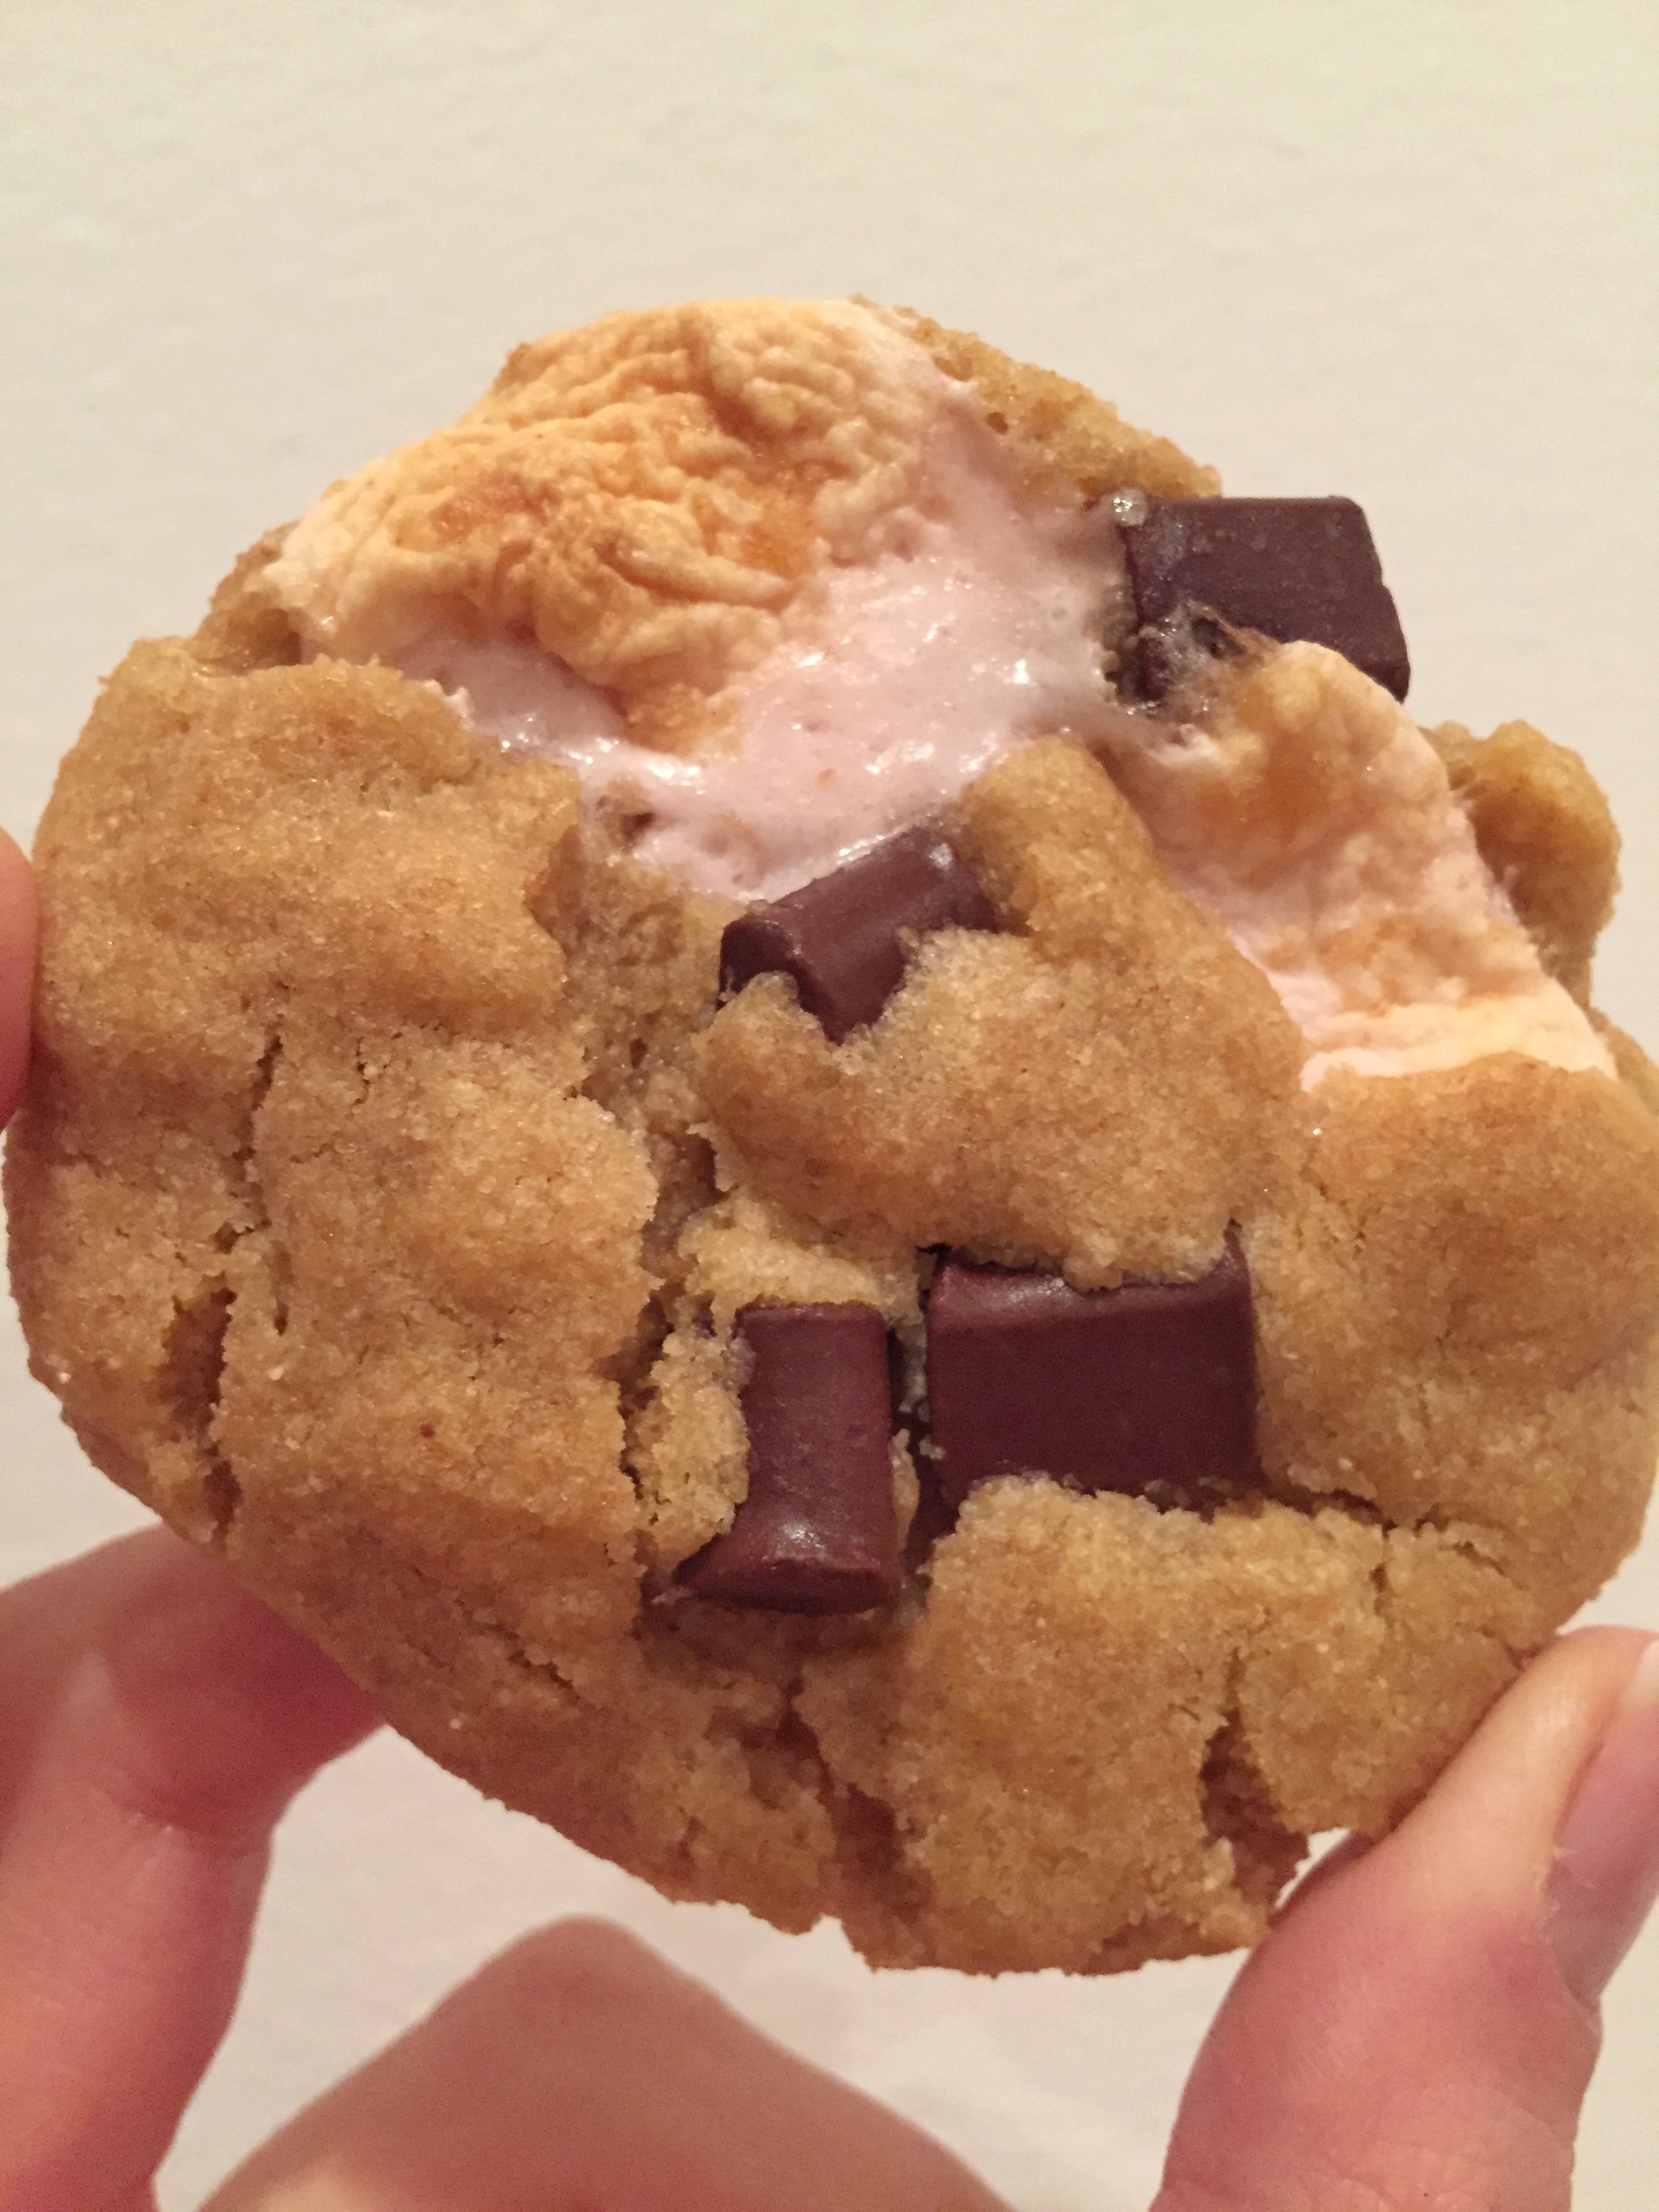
[10,300,1659,1972]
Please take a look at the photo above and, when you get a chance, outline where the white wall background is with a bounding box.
[2,3,1655,2204]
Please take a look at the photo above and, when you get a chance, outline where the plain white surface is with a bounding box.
[2,4,1655,2205]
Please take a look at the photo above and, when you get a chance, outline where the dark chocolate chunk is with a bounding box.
[719,825,997,1044]
[1120,496,1410,701]
[678,1303,901,1613]
[924,1237,1258,1512]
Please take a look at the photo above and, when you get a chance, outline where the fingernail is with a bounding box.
[1548,1637,1659,2005]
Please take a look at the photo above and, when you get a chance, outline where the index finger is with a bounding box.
[0,823,38,1127]
[0,1531,379,2212]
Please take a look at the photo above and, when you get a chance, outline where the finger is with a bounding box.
[0,823,37,1127]
[205,1916,1009,2212]
[0,1530,380,2212]
[1155,1626,1659,2212]
[0,1528,228,1809]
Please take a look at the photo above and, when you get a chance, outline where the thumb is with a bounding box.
[0,823,37,1128]
[1155,1626,1659,2212]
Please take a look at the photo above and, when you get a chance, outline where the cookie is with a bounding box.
[10,300,1659,1974]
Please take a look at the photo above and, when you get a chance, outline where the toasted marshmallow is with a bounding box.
[268,300,1134,901]
[266,300,1612,1084]
[1096,642,1614,1086]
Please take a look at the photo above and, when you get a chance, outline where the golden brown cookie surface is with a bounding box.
[10,302,1659,1973]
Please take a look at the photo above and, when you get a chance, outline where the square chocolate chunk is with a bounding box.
[1120,495,1410,701]
[925,1240,1258,1512]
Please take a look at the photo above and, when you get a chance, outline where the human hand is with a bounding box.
[1,827,382,2209]
[194,1629,1659,2212]
[5,823,1659,2212]
[0,1530,380,2211]
[5,1550,1654,2212]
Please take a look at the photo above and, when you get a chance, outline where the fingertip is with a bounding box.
[1388,1625,1654,1903]
[0,823,37,1128]
[0,1530,377,2208]
[481,1914,681,2009]
[1545,1634,1659,2007]
[89,1535,381,1845]
[1158,1631,1659,2212]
